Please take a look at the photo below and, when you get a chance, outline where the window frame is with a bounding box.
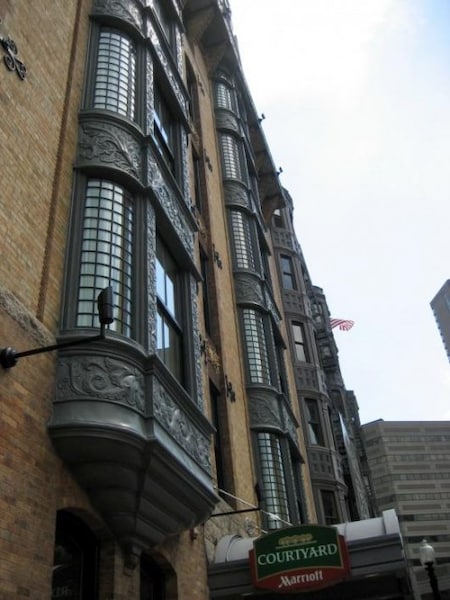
[219,132,246,182]
[321,489,340,525]
[241,308,272,386]
[305,398,325,446]
[229,209,259,272]
[153,0,177,57]
[292,321,309,362]
[256,432,291,530]
[75,178,135,338]
[88,25,138,122]
[280,254,297,290]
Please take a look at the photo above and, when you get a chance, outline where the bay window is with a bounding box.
[242,309,271,385]
[219,133,244,181]
[257,432,290,529]
[93,28,136,120]
[230,210,257,270]
[76,179,133,337]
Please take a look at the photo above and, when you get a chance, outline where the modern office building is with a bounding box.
[1,1,402,598]
[431,280,450,362]
[362,420,450,599]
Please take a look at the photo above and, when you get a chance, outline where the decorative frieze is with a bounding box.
[153,378,211,470]
[93,0,143,31]
[56,355,145,412]
[78,121,141,180]
[248,388,282,431]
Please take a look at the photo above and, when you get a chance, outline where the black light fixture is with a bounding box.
[0,287,114,369]
[419,539,441,600]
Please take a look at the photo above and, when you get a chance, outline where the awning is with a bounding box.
[208,510,413,599]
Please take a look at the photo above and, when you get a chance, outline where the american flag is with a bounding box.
[330,318,354,331]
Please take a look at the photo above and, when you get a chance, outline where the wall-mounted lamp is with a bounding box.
[0,19,26,80]
[419,539,441,600]
[0,287,114,369]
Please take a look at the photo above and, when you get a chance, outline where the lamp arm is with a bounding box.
[0,328,105,369]
[0,287,114,369]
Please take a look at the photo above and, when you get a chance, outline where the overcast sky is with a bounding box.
[229,0,450,424]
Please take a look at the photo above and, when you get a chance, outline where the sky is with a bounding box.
[229,0,450,424]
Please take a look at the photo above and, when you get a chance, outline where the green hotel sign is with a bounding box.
[249,525,350,593]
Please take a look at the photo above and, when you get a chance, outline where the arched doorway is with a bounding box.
[52,510,99,599]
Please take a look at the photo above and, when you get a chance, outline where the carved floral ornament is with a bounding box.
[0,20,26,80]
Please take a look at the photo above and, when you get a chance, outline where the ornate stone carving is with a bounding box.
[56,356,145,412]
[147,153,194,256]
[234,272,264,307]
[281,404,299,450]
[146,203,157,353]
[215,110,240,134]
[191,279,204,409]
[93,0,143,30]
[263,283,282,323]
[79,122,141,179]
[153,380,211,470]
[223,181,251,210]
[248,389,281,430]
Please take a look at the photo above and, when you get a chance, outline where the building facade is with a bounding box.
[1,1,375,598]
[362,420,450,599]
[431,279,450,362]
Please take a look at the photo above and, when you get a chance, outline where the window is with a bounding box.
[77,179,133,336]
[230,210,256,270]
[280,255,296,289]
[154,87,178,176]
[93,28,136,120]
[311,302,324,327]
[215,79,235,111]
[156,238,183,381]
[242,309,271,385]
[321,490,339,525]
[273,208,284,228]
[292,322,309,362]
[219,133,244,181]
[153,0,175,53]
[257,432,290,529]
[305,399,324,446]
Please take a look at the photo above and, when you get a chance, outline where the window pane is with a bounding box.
[77,180,133,336]
[215,81,235,111]
[220,133,243,181]
[154,89,176,175]
[242,309,271,385]
[94,29,136,120]
[321,490,339,525]
[258,433,290,529]
[280,255,296,289]
[153,0,175,51]
[292,322,308,362]
[156,239,183,382]
[231,211,256,270]
[305,399,324,446]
